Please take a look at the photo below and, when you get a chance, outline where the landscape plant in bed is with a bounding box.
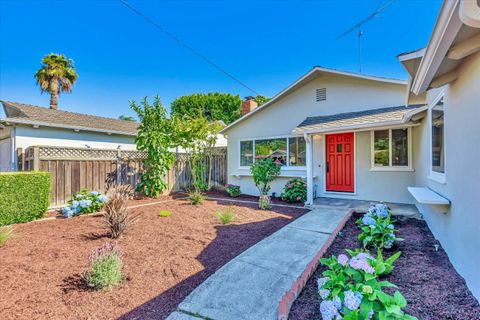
[225,184,241,198]
[250,158,281,209]
[189,190,206,205]
[102,188,139,239]
[215,206,235,225]
[317,250,416,320]
[357,203,401,250]
[280,178,307,203]
[84,242,124,290]
[159,210,172,217]
[61,189,108,218]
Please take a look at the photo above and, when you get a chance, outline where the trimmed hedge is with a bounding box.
[0,172,51,226]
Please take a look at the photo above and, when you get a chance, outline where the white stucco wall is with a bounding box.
[0,138,12,171]
[412,51,480,299]
[225,72,414,202]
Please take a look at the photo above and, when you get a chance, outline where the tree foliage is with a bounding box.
[252,95,271,106]
[118,115,136,122]
[130,96,176,197]
[250,158,281,196]
[171,92,242,124]
[34,53,78,110]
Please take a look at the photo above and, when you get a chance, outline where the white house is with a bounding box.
[0,101,139,171]
[221,0,480,299]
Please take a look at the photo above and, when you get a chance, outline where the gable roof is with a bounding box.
[293,104,426,134]
[220,66,407,134]
[0,101,138,136]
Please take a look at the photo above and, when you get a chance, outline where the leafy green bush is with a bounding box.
[225,184,241,198]
[318,250,416,320]
[215,207,235,224]
[280,178,307,203]
[189,190,206,205]
[61,189,108,217]
[250,158,281,196]
[0,172,51,226]
[84,243,124,290]
[159,210,172,217]
[357,203,402,250]
[0,226,13,247]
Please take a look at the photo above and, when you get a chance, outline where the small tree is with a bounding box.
[250,158,281,209]
[130,96,175,197]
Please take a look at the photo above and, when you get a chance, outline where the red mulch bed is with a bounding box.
[289,212,480,320]
[0,196,308,320]
[204,190,305,207]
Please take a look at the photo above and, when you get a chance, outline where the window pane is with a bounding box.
[374,130,389,166]
[289,137,306,166]
[392,129,408,166]
[432,99,445,173]
[240,140,253,166]
[255,138,287,165]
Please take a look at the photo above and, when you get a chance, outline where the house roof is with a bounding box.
[0,101,138,136]
[292,104,426,135]
[220,66,407,134]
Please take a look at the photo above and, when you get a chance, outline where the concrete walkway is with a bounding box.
[166,206,351,320]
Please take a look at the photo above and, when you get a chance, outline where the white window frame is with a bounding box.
[370,127,413,171]
[428,92,447,184]
[238,135,307,170]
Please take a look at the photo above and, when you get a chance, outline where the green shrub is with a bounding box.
[280,178,307,203]
[250,158,281,209]
[357,203,402,250]
[84,243,123,290]
[159,210,172,217]
[0,172,51,226]
[0,226,13,247]
[215,207,235,225]
[225,184,241,198]
[189,190,206,205]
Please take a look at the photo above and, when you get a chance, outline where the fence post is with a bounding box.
[116,149,122,187]
[33,146,40,171]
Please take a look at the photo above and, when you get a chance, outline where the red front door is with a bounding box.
[326,133,354,192]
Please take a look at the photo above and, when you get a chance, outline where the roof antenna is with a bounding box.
[334,0,396,73]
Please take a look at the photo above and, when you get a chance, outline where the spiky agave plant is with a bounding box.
[34,53,78,110]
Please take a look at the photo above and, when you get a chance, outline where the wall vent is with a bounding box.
[316,88,327,102]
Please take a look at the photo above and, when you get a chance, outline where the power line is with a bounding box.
[119,0,260,95]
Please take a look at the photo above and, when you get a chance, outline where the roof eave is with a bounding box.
[0,118,137,136]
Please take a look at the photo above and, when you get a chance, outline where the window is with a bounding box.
[431,97,445,175]
[371,128,411,169]
[240,141,253,166]
[239,136,306,168]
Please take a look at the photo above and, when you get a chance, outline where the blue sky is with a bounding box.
[0,0,442,119]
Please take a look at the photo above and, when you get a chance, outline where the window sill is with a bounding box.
[369,167,414,172]
[428,174,446,185]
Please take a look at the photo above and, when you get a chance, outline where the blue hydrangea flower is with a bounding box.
[319,288,331,299]
[62,207,73,218]
[73,206,81,214]
[320,300,341,320]
[79,199,92,208]
[97,195,108,203]
[337,254,349,266]
[362,216,376,226]
[375,203,389,218]
[71,200,79,208]
[317,277,329,288]
[344,290,362,310]
[332,295,342,310]
[387,224,394,229]
[90,191,99,196]
[75,193,85,199]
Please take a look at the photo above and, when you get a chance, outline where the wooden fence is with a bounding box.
[22,146,227,207]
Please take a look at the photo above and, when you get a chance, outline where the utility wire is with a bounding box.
[119,0,260,95]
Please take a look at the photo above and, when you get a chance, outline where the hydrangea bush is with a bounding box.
[61,189,108,218]
[318,250,416,320]
[357,203,402,250]
[225,184,241,198]
[280,178,307,203]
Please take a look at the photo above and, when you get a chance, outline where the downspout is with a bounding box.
[304,133,314,206]
[11,125,16,171]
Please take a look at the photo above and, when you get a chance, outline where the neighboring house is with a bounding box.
[398,0,480,300]
[0,101,138,171]
[221,67,427,204]
[222,0,480,299]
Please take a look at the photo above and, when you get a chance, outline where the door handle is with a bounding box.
[326,161,330,173]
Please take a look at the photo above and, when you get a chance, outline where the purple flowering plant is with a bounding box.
[318,250,415,319]
[225,184,241,198]
[356,203,402,250]
[280,178,307,203]
[61,188,108,218]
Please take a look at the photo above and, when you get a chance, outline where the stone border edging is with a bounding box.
[277,209,354,320]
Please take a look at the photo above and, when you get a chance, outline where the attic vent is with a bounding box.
[316,88,327,102]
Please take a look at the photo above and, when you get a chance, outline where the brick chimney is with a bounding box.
[242,97,258,116]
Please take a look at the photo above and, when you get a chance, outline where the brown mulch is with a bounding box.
[0,197,308,320]
[204,190,305,207]
[289,212,480,320]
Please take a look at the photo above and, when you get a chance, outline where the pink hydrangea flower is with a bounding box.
[337,254,348,266]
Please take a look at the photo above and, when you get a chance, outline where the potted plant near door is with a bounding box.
[250,158,281,209]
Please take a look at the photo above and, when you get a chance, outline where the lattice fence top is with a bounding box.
[25,145,225,161]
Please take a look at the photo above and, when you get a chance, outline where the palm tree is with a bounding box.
[34,53,78,110]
